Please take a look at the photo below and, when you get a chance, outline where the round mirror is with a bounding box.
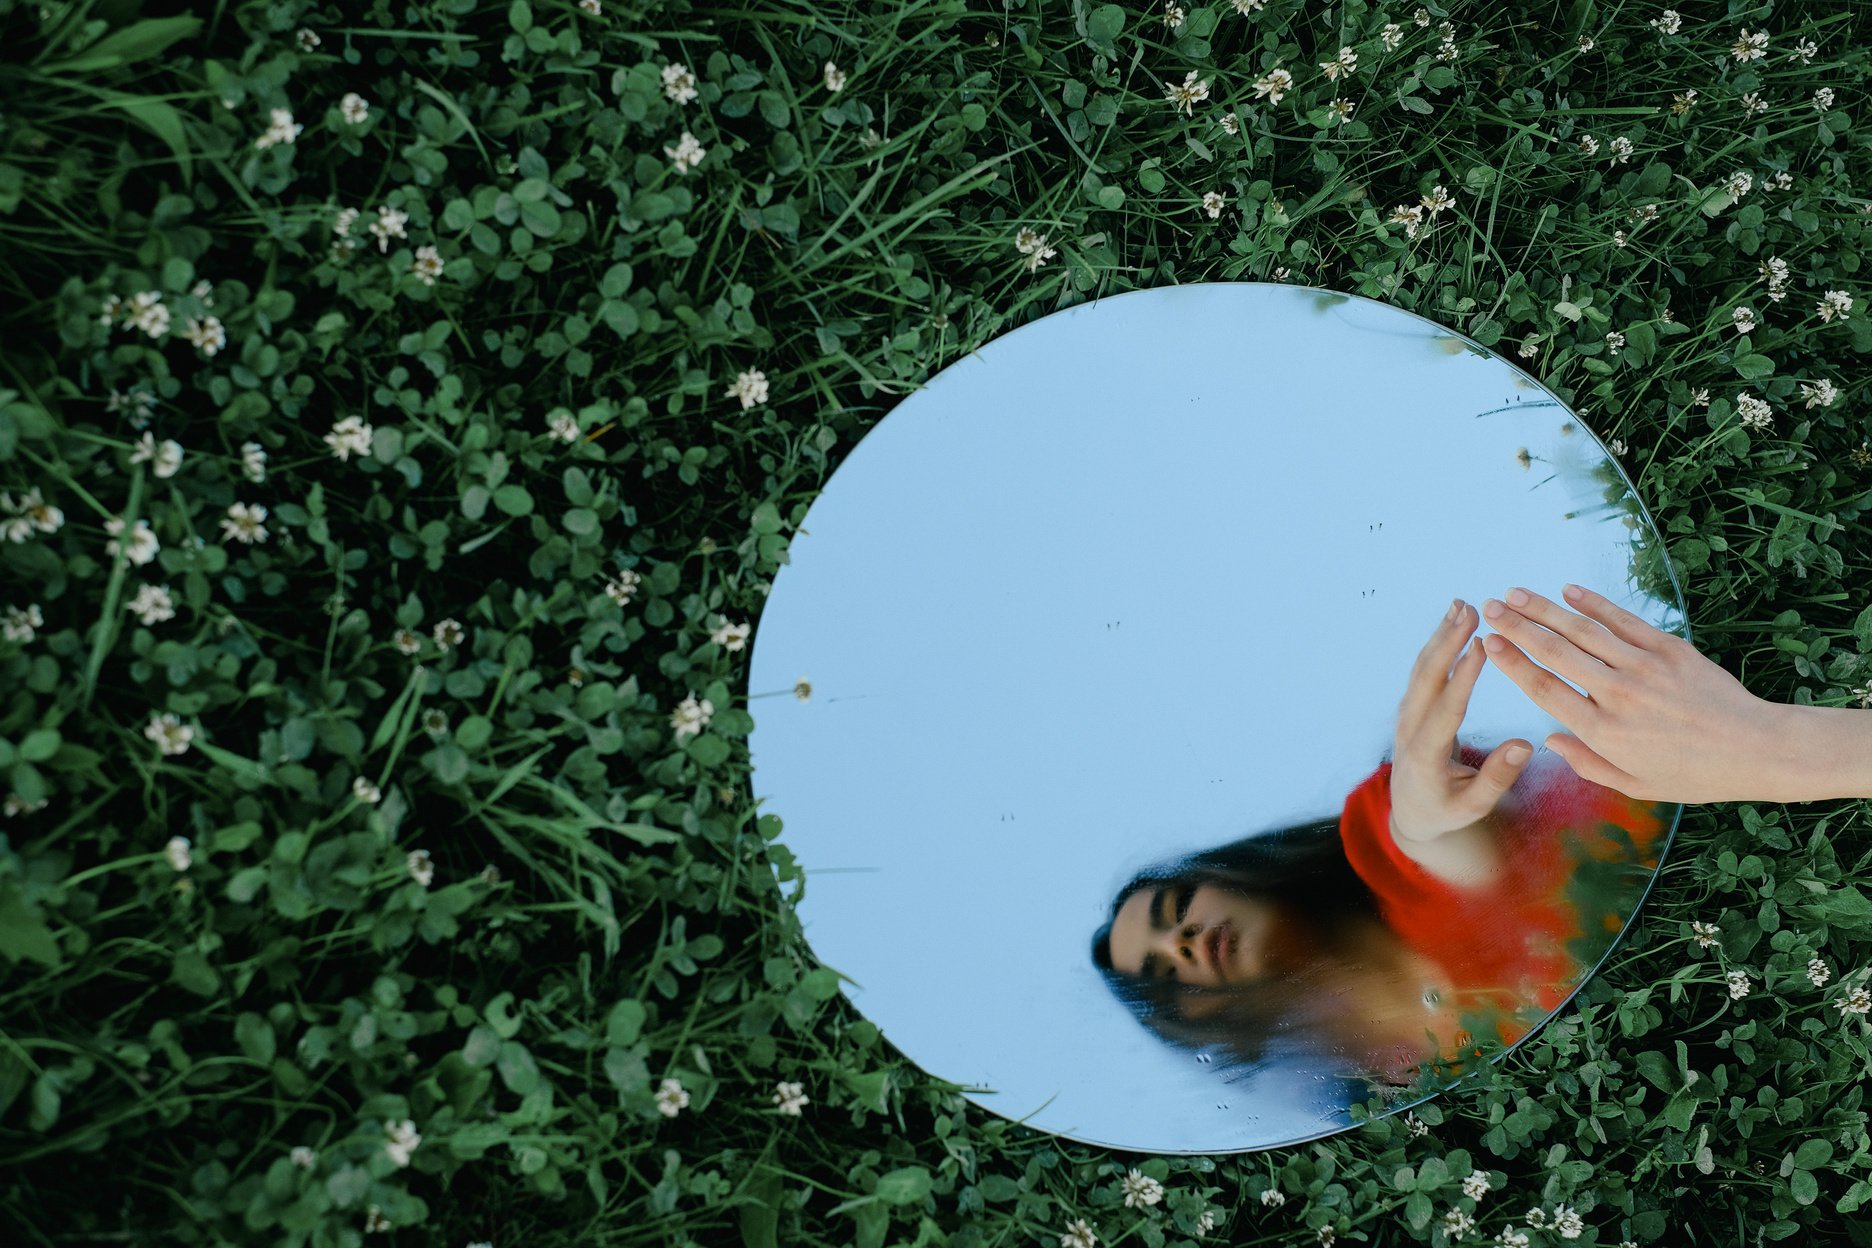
[746,282,1685,1153]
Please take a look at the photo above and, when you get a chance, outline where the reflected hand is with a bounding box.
[1389,600,1536,843]
[1480,584,1789,803]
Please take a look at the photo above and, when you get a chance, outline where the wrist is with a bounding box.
[1775,703,1872,802]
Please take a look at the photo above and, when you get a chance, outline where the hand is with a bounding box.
[1389,600,1537,843]
[1478,584,1790,803]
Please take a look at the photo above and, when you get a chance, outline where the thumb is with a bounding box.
[1466,740,1533,814]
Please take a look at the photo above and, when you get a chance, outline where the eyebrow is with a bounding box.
[1138,886,1171,979]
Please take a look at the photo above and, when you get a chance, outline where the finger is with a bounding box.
[1560,583,1682,654]
[1544,731,1645,797]
[1481,596,1613,693]
[1496,586,1647,670]
[1413,636,1486,763]
[1481,632,1601,728]
[1457,739,1535,821]
[1397,602,1480,739]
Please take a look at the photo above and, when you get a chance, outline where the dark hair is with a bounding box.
[1090,815,1386,1081]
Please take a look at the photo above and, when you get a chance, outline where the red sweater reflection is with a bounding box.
[1337,743,1668,1053]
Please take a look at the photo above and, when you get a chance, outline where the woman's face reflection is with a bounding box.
[1107,883,1285,996]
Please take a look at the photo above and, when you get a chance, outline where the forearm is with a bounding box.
[1774,704,1872,802]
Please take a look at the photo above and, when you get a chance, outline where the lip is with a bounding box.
[1206,925,1229,978]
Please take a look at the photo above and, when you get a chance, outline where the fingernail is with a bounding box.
[1482,599,1504,619]
[1446,599,1461,621]
[1564,584,1583,601]
[1505,745,1530,764]
[1484,634,1506,653]
[1506,587,1530,607]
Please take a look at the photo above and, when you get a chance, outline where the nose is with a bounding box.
[1161,921,1207,971]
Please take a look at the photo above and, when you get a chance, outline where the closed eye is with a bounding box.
[1140,885,1199,981]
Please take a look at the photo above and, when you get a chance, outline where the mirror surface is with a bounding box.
[746,282,1685,1153]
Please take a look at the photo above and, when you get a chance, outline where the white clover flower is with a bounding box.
[1724,170,1754,199]
[579,0,600,12]
[1260,1188,1287,1207]
[421,708,450,737]
[1421,185,1456,215]
[1443,1209,1476,1236]
[1577,134,1600,157]
[1121,1170,1165,1209]
[1319,46,1358,80]
[671,693,714,742]
[1739,91,1768,118]
[254,107,303,150]
[1201,190,1228,218]
[1650,10,1682,35]
[1218,110,1240,135]
[433,618,465,650]
[220,502,270,545]
[1497,1231,1530,1248]
[406,848,434,887]
[664,130,707,174]
[1608,438,1628,456]
[1462,1169,1491,1201]
[164,835,192,871]
[1769,170,1794,190]
[127,584,176,626]
[1819,290,1854,321]
[15,488,63,537]
[353,777,383,804]
[105,516,161,565]
[1389,204,1426,239]
[1195,1210,1219,1234]
[1732,306,1758,335]
[604,568,643,606]
[1014,227,1058,271]
[1518,335,1541,359]
[392,628,422,655]
[127,291,170,338]
[1672,90,1698,115]
[549,411,580,442]
[710,618,751,651]
[241,441,268,483]
[772,1080,809,1115]
[289,1145,316,1169]
[1162,3,1185,30]
[1608,135,1634,164]
[1810,957,1832,987]
[1815,87,1836,112]
[383,1119,421,1167]
[656,1077,690,1118]
[129,432,185,479]
[662,62,699,104]
[334,206,361,238]
[1229,0,1270,12]
[1736,393,1773,430]
[1248,67,1291,106]
[1732,28,1769,62]
[146,711,194,756]
[364,1205,391,1234]
[325,416,375,461]
[368,205,409,253]
[1605,330,1626,356]
[411,244,444,286]
[1058,1219,1098,1248]
[1692,387,1711,407]
[1801,379,1839,408]
[1404,1111,1428,1137]
[1414,7,1432,25]
[0,604,41,643]
[1435,35,1459,61]
[1381,23,1403,50]
[1327,98,1355,124]
[725,367,770,410]
[179,315,226,357]
[1613,230,1628,248]
[823,61,846,92]
[1839,986,1872,1017]
[339,93,369,124]
[1577,33,1595,52]
[1166,70,1212,114]
[296,28,321,51]
[1727,969,1752,999]
[1552,1205,1585,1239]
[1794,38,1820,63]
